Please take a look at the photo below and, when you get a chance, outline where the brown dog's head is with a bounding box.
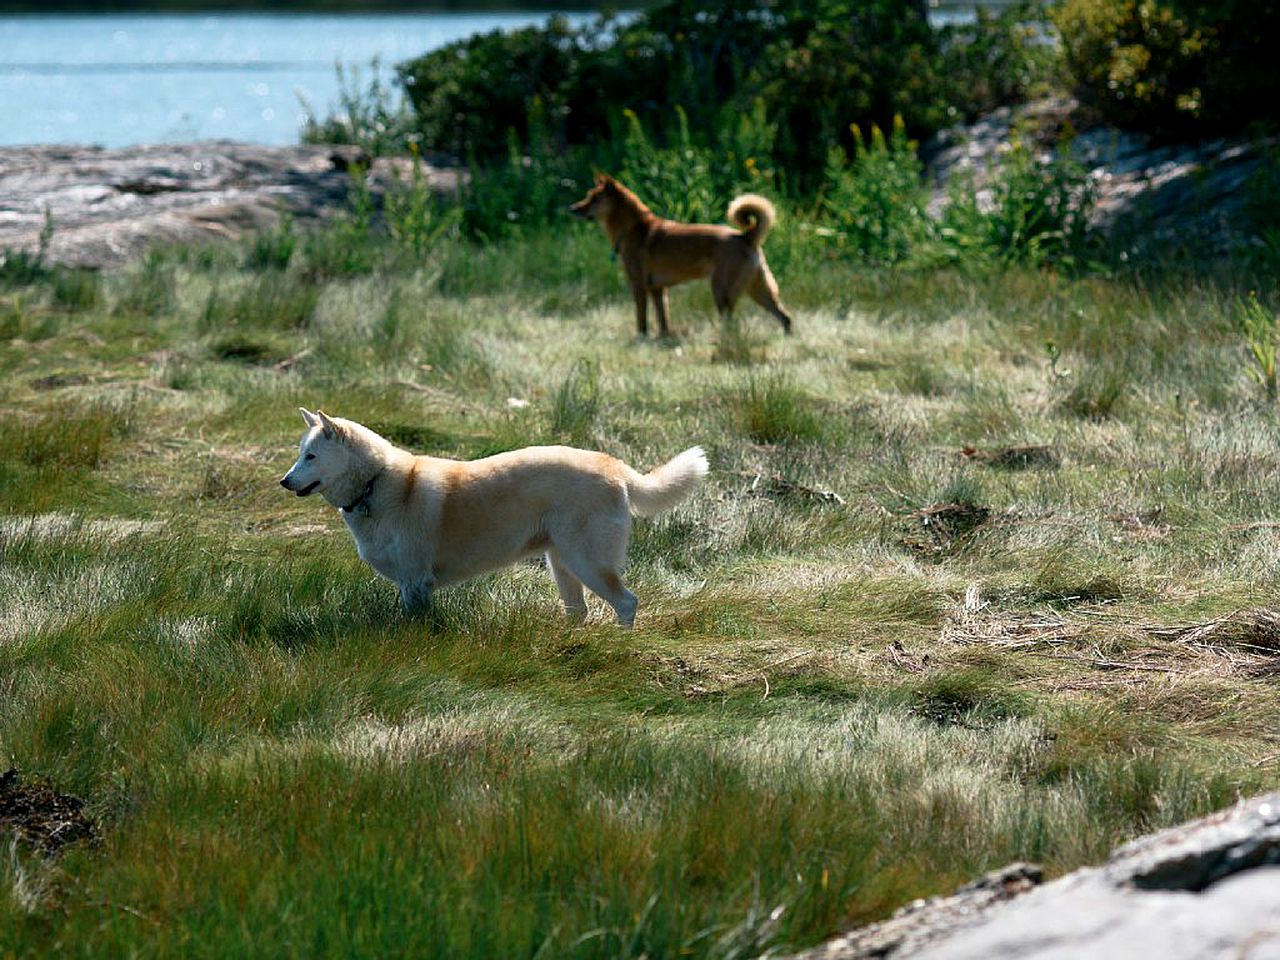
[569,173,620,221]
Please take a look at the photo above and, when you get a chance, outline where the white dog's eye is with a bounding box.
[305,453,315,460]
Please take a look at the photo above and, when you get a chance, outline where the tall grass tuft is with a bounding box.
[243,210,296,271]
[1055,363,1130,421]
[549,359,601,446]
[301,166,379,279]
[0,403,134,470]
[201,274,319,334]
[113,252,174,318]
[732,376,827,446]
[385,144,459,257]
[1238,291,1279,401]
[51,267,100,312]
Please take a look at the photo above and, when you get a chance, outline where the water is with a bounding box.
[0,12,594,147]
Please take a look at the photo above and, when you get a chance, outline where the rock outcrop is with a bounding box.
[0,142,458,269]
[926,97,1275,255]
[785,791,1280,959]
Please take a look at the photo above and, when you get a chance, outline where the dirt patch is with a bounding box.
[962,444,1060,471]
[900,501,991,558]
[1155,607,1280,654]
[736,471,846,506]
[0,768,96,853]
[31,373,90,391]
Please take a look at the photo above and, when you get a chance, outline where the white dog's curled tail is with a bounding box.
[727,194,777,248]
[626,447,709,517]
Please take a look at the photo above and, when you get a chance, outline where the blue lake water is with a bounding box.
[0,12,594,147]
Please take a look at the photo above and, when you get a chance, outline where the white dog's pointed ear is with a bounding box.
[299,407,318,428]
[317,410,341,440]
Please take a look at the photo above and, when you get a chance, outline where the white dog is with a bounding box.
[280,409,707,626]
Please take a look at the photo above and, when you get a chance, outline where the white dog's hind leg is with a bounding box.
[399,578,435,617]
[550,512,638,626]
[547,552,588,623]
[556,553,638,627]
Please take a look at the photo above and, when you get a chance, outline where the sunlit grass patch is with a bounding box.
[0,402,135,471]
[1,219,1279,957]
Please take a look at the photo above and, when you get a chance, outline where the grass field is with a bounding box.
[2,215,1279,957]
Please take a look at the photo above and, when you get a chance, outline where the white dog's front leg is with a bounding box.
[399,578,435,617]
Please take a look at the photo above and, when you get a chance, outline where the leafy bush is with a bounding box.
[614,105,776,224]
[456,100,584,242]
[937,1,1059,121]
[1054,0,1280,139]
[817,117,1095,270]
[300,60,414,156]
[398,18,578,161]
[821,116,929,264]
[939,133,1096,269]
[395,0,1045,184]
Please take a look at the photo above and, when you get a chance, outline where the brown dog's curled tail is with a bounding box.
[727,194,777,248]
[625,447,709,517]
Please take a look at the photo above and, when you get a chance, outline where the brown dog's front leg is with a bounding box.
[632,287,649,337]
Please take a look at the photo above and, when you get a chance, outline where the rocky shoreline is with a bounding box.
[0,141,458,269]
[0,108,1272,270]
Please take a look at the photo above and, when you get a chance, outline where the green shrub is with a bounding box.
[395,0,987,185]
[458,100,582,242]
[938,1,1059,121]
[398,18,578,161]
[939,132,1096,269]
[300,59,413,156]
[1054,0,1280,139]
[822,116,929,264]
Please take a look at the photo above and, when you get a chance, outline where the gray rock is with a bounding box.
[0,142,459,268]
[783,792,1280,960]
[925,98,1275,254]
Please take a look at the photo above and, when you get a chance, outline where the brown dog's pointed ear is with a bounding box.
[317,410,341,440]
[593,170,605,185]
[300,407,318,428]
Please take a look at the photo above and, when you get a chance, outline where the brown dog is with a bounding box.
[570,174,793,337]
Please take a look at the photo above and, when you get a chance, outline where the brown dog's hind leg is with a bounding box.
[631,287,650,337]
[749,265,793,334]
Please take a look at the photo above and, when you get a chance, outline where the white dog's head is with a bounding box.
[280,408,363,507]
